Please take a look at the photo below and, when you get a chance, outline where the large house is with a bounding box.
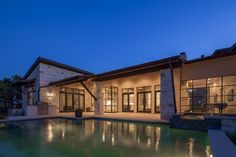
[19,43,236,120]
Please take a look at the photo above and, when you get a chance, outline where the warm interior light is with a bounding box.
[47,92,54,97]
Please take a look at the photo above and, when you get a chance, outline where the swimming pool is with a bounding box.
[0,119,211,157]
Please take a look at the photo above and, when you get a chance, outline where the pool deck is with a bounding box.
[0,112,168,124]
[208,129,236,157]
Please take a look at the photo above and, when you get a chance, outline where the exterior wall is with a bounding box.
[180,55,236,114]
[182,55,236,80]
[100,71,160,113]
[39,63,81,87]
[23,62,85,115]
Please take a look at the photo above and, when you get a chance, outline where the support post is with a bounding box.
[94,82,104,115]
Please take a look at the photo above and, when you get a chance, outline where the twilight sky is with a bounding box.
[1,0,236,79]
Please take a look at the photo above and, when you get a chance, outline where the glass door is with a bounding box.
[66,93,73,111]
[74,94,79,110]
[155,85,161,113]
[122,94,134,112]
[137,86,152,113]
[59,93,66,112]
[122,88,134,112]
[103,86,118,113]
[145,92,151,112]
[59,87,86,112]
[79,94,85,111]
[155,91,161,113]
[137,93,145,112]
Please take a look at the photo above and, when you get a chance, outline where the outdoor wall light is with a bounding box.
[47,92,54,97]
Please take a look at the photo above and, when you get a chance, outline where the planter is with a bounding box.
[75,109,83,118]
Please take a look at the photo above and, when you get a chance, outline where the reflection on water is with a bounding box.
[47,124,53,142]
[0,119,212,157]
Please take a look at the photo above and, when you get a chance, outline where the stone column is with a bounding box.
[160,68,176,120]
[94,82,104,115]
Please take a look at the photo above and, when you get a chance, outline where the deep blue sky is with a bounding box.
[1,0,236,79]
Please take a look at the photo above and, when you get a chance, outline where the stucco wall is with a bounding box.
[173,68,181,113]
[182,55,236,80]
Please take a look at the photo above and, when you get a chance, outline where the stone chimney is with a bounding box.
[179,52,187,61]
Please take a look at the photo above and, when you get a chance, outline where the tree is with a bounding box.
[0,75,22,110]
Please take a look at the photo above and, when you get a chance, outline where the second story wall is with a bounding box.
[39,63,82,86]
[182,54,236,80]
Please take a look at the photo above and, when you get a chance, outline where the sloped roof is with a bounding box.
[186,42,236,64]
[23,57,94,79]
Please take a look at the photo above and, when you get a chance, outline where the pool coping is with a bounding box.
[0,116,169,125]
[208,129,236,157]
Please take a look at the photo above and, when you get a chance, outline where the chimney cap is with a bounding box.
[179,52,187,61]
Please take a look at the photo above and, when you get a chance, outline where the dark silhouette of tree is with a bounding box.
[0,75,22,112]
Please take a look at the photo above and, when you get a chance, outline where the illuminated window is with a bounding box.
[103,86,118,113]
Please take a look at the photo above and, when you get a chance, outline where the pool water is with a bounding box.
[0,119,211,157]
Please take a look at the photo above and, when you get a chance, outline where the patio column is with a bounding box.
[94,82,104,115]
[160,68,176,120]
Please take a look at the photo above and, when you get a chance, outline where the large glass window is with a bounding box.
[180,75,236,115]
[122,88,134,112]
[103,86,118,113]
[59,87,85,112]
[137,86,151,113]
[223,75,236,114]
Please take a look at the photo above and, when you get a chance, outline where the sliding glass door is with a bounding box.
[59,87,85,112]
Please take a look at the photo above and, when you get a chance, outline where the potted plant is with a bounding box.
[75,108,83,118]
